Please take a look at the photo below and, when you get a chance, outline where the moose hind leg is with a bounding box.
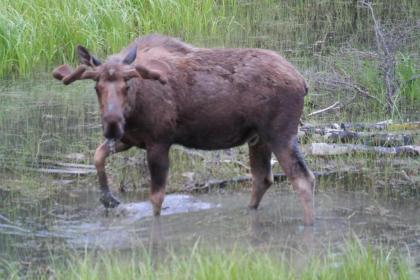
[94,140,131,208]
[248,141,273,209]
[272,137,315,226]
[147,144,170,216]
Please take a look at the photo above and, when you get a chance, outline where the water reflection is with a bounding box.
[1,187,419,266]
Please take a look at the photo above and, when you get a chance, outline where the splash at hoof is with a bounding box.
[100,192,120,208]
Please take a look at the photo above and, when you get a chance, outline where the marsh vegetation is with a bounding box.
[0,0,419,278]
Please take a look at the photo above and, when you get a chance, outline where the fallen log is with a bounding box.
[32,166,96,175]
[184,168,360,192]
[299,121,417,147]
[324,131,414,147]
[304,143,420,157]
[13,159,96,175]
[0,214,11,224]
[301,121,420,133]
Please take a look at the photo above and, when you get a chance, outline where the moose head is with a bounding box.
[52,46,167,141]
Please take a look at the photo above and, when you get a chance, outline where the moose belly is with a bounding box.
[174,121,257,150]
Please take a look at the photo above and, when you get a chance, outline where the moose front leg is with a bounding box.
[146,144,170,215]
[94,140,131,208]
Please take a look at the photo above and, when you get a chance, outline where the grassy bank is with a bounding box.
[1,241,415,280]
[1,0,419,78]
[0,0,238,77]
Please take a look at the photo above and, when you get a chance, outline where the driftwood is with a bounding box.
[304,143,420,157]
[0,214,11,224]
[301,121,420,133]
[322,131,413,147]
[28,160,95,175]
[33,166,95,175]
[300,121,418,147]
[307,101,340,117]
[184,168,361,192]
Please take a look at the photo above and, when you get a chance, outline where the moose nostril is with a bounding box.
[104,120,124,139]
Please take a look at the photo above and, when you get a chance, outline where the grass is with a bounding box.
[1,240,416,279]
[0,0,419,78]
[397,53,420,105]
[1,0,418,127]
[0,78,98,174]
[0,0,238,77]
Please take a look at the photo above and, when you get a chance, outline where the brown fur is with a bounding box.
[52,34,315,225]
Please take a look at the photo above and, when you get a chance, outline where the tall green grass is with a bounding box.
[0,0,238,77]
[2,240,416,279]
[1,0,419,77]
[397,53,420,105]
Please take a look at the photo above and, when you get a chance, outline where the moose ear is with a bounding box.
[122,47,137,65]
[77,45,101,67]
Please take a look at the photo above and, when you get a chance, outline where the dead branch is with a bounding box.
[185,168,362,192]
[324,131,414,147]
[300,121,420,134]
[220,159,250,171]
[304,143,420,157]
[359,0,420,112]
[309,70,384,105]
[307,101,340,117]
[0,214,11,224]
[14,159,96,175]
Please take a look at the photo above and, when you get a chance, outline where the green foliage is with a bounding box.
[397,53,420,104]
[2,241,416,279]
[0,80,98,173]
[1,0,419,77]
[0,0,238,77]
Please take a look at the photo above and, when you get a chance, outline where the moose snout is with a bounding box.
[103,114,124,140]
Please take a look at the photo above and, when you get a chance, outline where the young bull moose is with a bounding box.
[52,34,315,225]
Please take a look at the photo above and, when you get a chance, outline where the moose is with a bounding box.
[52,34,315,225]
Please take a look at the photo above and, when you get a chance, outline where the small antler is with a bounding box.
[52,64,73,80]
[135,65,167,84]
[122,69,140,81]
[52,64,99,85]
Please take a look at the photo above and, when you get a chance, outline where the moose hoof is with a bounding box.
[100,192,120,208]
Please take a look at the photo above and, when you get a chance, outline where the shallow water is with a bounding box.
[1,181,419,267]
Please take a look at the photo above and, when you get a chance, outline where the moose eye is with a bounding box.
[123,85,130,94]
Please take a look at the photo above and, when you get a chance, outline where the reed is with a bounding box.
[1,0,418,77]
[0,0,238,77]
[1,240,415,280]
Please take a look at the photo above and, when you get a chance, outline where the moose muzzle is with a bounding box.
[103,114,124,140]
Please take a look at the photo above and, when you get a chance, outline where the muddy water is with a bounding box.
[1,182,419,266]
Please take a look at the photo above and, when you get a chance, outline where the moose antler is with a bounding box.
[52,64,99,85]
[122,69,141,81]
[135,65,167,84]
